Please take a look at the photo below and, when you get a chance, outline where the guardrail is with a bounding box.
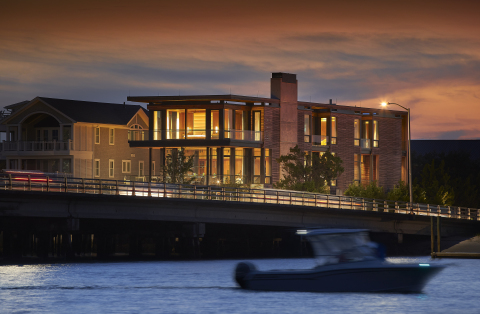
[0,174,478,221]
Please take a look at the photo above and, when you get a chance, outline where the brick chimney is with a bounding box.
[271,72,298,158]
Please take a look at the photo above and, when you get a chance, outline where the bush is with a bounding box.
[344,181,385,199]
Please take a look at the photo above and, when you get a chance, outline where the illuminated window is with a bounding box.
[254,111,261,141]
[331,117,337,144]
[265,149,272,184]
[354,154,360,183]
[373,120,379,147]
[186,109,206,139]
[211,110,219,139]
[166,109,185,139]
[304,115,311,142]
[153,111,161,140]
[139,161,144,177]
[354,119,360,146]
[224,109,233,138]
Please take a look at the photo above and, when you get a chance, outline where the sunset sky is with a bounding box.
[1,0,479,139]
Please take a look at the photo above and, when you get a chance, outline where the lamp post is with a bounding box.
[381,102,413,210]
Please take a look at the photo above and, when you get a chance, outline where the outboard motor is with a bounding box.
[234,262,256,289]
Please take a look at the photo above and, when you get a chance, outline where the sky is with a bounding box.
[1,0,480,139]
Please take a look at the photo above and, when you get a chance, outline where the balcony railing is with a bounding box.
[129,130,263,142]
[312,135,329,146]
[1,140,73,152]
[361,139,371,149]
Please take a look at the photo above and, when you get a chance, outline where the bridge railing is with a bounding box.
[0,174,478,221]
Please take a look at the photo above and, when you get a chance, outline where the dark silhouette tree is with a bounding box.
[162,148,195,184]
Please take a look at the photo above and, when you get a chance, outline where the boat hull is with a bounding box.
[235,262,444,293]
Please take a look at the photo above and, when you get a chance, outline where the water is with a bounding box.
[0,257,478,314]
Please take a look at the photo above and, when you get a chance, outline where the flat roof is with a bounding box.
[127,94,280,104]
[127,94,407,115]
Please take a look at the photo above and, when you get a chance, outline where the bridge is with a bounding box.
[1,174,479,260]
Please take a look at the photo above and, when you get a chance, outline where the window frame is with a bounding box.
[109,128,115,145]
[95,127,100,144]
[122,160,131,173]
[109,159,114,178]
[94,159,100,177]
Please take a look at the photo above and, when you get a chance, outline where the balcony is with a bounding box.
[129,129,263,142]
[312,135,329,146]
[1,140,73,153]
[361,139,371,149]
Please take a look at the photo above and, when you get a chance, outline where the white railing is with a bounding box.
[1,140,73,152]
[0,174,478,221]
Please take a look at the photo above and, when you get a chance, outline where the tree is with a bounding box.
[386,181,426,203]
[162,148,195,184]
[274,145,344,193]
[344,181,385,199]
[419,159,454,206]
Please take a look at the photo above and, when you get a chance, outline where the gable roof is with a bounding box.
[37,97,147,125]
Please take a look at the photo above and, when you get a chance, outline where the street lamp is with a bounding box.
[381,102,413,209]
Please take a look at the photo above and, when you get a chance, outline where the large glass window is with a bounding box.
[254,148,261,184]
[265,149,272,184]
[186,109,206,139]
[223,148,231,183]
[331,117,337,144]
[254,111,261,141]
[362,121,370,148]
[235,110,245,140]
[320,118,328,145]
[235,148,244,183]
[210,147,218,179]
[153,111,161,140]
[211,110,220,139]
[354,119,360,146]
[304,115,311,142]
[166,109,185,139]
[373,120,379,147]
[224,109,233,138]
[354,154,360,183]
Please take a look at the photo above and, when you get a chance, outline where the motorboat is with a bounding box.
[234,229,445,293]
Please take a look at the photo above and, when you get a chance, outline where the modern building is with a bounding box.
[0,97,157,181]
[127,73,409,192]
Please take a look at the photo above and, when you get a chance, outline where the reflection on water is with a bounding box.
[0,258,479,314]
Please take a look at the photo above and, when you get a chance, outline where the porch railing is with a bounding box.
[0,174,478,221]
[1,140,73,152]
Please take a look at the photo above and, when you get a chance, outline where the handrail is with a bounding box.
[0,174,477,221]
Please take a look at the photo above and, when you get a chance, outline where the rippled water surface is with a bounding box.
[0,257,478,314]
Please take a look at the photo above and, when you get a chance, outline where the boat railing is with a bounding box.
[0,173,477,221]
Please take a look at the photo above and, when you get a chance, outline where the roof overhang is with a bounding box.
[127,94,280,105]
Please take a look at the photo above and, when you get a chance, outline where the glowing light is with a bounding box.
[296,229,308,235]
[419,264,430,267]
[381,102,388,107]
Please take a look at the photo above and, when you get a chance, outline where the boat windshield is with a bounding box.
[306,231,378,266]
